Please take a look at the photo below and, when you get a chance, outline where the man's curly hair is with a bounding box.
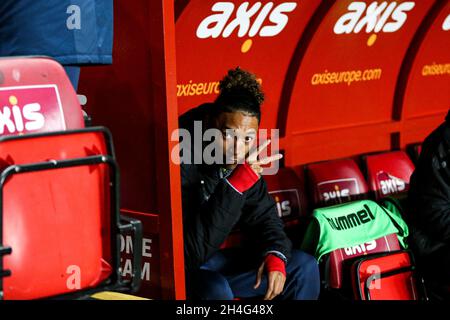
[213,67,264,122]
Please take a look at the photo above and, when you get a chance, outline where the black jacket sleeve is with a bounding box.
[181,164,246,270]
[408,122,450,256]
[409,144,450,243]
[240,178,293,263]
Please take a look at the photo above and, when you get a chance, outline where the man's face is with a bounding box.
[213,111,259,170]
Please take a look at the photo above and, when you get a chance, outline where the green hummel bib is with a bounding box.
[301,200,409,261]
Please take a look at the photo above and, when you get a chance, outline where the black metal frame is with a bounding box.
[364,265,415,300]
[0,126,116,159]
[0,129,143,299]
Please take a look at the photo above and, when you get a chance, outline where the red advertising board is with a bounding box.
[284,0,435,136]
[402,0,450,145]
[176,0,321,132]
[403,1,449,118]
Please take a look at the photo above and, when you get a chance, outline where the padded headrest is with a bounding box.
[0,56,84,136]
[264,167,308,221]
[306,158,369,207]
[364,151,415,199]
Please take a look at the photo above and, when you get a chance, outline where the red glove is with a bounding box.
[226,163,259,193]
[265,254,286,277]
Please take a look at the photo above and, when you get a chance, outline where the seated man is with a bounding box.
[408,110,450,300]
[179,67,320,300]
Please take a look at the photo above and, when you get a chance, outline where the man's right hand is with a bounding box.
[254,257,286,300]
[226,139,282,193]
[247,139,283,176]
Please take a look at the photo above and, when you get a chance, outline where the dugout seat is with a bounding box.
[327,234,400,290]
[0,57,142,299]
[264,167,308,225]
[300,200,412,299]
[351,251,422,300]
[0,56,84,134]
[305,158,369,208]
[362,151,415,200]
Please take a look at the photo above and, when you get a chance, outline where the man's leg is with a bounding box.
[226,250,320,300]
[281,250,320,300]
[196,248,263,299]
[187,269,234,300]
[186,249,243,300]
[420,246,450,300]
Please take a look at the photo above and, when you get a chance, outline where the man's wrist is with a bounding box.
[265,254,286,276]
[225,163,259,194]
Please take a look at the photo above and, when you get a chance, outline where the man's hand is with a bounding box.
[247,139,283,176]
[254,261,286,300]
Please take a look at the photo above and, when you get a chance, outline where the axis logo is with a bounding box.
[196,2,297,52]
[0,85,65,135]
[323,187,350,202]
[269,189,301,218]
[376,171,407,196]
[318,178,360,204]
[344,240,377,256]
[333,1,416,46]
[0,95,44,135]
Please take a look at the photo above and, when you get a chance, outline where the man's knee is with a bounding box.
[288,250,319,277]
[286,250,320,300]
[192,270,234,300]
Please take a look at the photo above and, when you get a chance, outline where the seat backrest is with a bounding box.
[364,151,415,200]
[0,129,116,299]
[306,159,369,207]
[0,128,112,168]
[265,167,308,225]
[351,251,419,300]
[0,56,84,136]
[327,234,400,289]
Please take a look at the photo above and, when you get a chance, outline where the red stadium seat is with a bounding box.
[301,199,413,299]
[0,129,142,300]
[327,234,400,289]
[1,130,110,299]
[265,167,308,225]
[306,159,369,207]
[351,251,422,300]
[0,57,142,299]
[363,151,415,200]
[0,56,85,134]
